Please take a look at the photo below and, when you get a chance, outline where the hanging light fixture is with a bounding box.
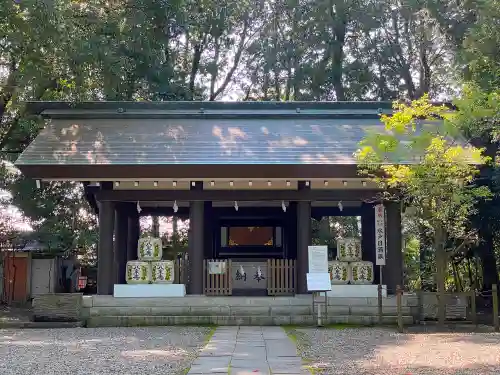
[134,181,139,187]
[234,201,239,211]
[136,201,142,213]
[173,200,179,213]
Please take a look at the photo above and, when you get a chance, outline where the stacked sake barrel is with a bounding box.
[328,238,374,285]
[125,236,175,284]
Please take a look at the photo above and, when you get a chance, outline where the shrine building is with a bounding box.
[15,101,404,298]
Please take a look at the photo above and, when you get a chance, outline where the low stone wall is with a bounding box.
[33,293,83,322]
[83,295,417,327]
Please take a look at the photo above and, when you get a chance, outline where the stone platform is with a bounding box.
[113,284,186,298]
[82,294,417,327]
[327,284,387,298]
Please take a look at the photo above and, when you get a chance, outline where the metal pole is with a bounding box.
[396,285,403,333]
[378,284,383,325]
[317,296,322,327]
[493,283,499,332]
[378,265,383,324]
[470,281,477,327]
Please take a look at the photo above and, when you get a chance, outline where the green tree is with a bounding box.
[356,95,491,325]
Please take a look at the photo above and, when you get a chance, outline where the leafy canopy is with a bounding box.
[356,95,491,240]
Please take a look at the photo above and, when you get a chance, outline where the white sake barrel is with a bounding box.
[151,261,175,284]
[126,261,152,284]
[337,238,362,262]
[328,261,351,284]
[350,261,374,285]
[138,236,163,261]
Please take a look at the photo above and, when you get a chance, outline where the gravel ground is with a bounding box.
[294,327,500,375]
[0,327,212,375]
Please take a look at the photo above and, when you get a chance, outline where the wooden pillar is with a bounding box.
[114,204,128,285]
[127,211,140,262]
[386,201,403,294]
[296,200,311,294]
[97,201,115,295]
[287,202,298,259]
[204,202,214,259]
[361,203,379,284]
[189,201,204,295]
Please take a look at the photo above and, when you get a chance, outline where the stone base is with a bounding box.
[32,293,83,322]
[113,284,186,298]
[86,314,414,327]
[327,284,387,298]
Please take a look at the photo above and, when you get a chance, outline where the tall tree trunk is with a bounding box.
[152,216,160,237]
[419,222,435,291]
[435,224,447,327]
[172,216,178,251]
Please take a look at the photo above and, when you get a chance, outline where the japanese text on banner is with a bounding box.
[374,204,386,265]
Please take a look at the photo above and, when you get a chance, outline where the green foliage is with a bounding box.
[404,235,421,291]
[452,85,500,145]
[357,95,491,243]
[461,0,500,91]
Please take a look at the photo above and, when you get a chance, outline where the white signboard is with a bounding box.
[308,245,328,273]
[374,204,386,265]
[307,273,332,292]
[208,261,226,275]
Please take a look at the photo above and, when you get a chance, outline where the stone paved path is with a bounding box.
[188,326,308,374]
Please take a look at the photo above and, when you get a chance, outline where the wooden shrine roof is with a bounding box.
[14,101,462,180]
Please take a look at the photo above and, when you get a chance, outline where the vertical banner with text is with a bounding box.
[374,204,386,265]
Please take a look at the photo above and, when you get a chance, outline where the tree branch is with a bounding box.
[210,16,250,101]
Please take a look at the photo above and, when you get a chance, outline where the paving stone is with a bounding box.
[230,359,270,371]
[233,346,267,355]
[199,346,235,357]
[187,364,230,374]
[191,356,232,366]
[190,326,303,375]
[235,342,266,348]
[230,370,270,375]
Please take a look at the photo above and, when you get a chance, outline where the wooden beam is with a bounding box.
[18,164,362,180]
[95,189,381,202]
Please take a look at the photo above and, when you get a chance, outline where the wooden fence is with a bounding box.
[417,290,476,322]
[203,259,233,295]
[267,259,296,295]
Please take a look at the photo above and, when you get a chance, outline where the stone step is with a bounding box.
[0,320,84,329]
[86,314,414,327]
[86,295,418,308]
[87,305,412,317]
